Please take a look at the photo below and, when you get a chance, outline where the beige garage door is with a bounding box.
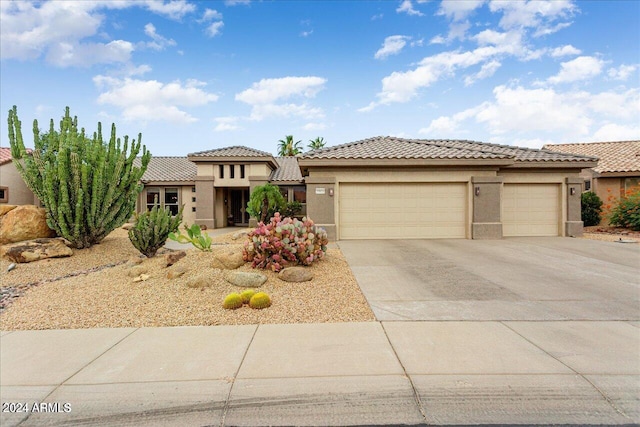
[339,183,467,239]
[503,184,560,237]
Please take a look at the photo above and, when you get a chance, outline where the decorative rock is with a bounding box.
[211,249,245,270]
[167,265,187,279]
[121,223,134,230]
[132,274,150,282]
[186,273,213,288]
[0,205,17,217]
[164,250,186,267]
[0,238,72,263]
[231,230,249,240]
[278,267,313,282]
[0,205,56,245]
[7,263,16,272]
[225,271,267,288]
[127,265,148,277]
[128,256,144,265]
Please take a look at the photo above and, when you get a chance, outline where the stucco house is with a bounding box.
[543,141,640,203]
[0,147,38,205]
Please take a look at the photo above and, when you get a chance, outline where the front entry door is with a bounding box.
[230,189,250,225]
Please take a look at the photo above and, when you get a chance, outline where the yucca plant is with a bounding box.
[128,198,183,257]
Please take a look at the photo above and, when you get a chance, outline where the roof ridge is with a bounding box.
[545,140,640,147]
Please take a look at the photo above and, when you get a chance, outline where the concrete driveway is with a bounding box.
[338,237,639,321]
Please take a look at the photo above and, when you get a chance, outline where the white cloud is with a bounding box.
[235,76,327,121]
[371,13,384,21]
[464,60,501,86]
[205,21,224,37]
[607,64,637,81]
[396,0,424,16]
[94,76,219,123]
[437,0,486,21]
[592,123,640,141]
[489,0,576,31]
[214,116,240,131]
[375,35,410,60]
[46,40,134,67]
[548,56,604,84]
[550,44,581,57]
[302,122,327,131]
[141,23,176,50]
[225,0,251,5]
[143,0,196,20]
[300,30,313,37]
[200,8,223,21]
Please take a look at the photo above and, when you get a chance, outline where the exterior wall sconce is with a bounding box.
[329,188,334,197]
[475,186,480,196]
[570,188,576,195]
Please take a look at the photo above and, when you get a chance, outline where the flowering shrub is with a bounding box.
[608,188,640,231]
[243,212,329,272]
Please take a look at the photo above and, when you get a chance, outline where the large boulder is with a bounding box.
[278,266,313,283]
[1,238,72,263]
[211,249,245,270]
[0,205,17,216]
[0,205,56,245]
[225,271,267,288]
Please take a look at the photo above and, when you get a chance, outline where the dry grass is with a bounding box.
[0,228,374,330]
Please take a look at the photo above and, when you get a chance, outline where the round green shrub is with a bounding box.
[240,289,257,304]
[249,292,271,309]
[223,293,244,310]
[609,189,640,231]
[581,191,603,227]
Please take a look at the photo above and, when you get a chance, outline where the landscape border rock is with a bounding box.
[0,238,73,263]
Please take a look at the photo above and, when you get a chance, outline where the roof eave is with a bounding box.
[141,180,196,186]
[187,155,278,169]
[505,160,599,169]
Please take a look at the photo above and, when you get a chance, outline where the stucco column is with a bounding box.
[195,175,215,229]
[471,176,503,239]
[565,177,584,237]
[305,176,336,240]
[248,175,270,227]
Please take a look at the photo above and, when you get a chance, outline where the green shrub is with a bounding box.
[128,199,183,257]
[8,106,150,248]
[246,183,286,223]
[609,189,640,231]
[581,191,602,227]
[283,201,302,218]
[168,223,212,251]
[242,212,329,272]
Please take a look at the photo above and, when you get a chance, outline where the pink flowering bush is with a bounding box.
[243,213,329,272]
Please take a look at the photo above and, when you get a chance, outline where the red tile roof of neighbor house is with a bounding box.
[543,141,640,174]
[302,136,597,163]
[0,147,32,166]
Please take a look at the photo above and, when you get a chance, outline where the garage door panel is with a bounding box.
[503,184,559,237]
[339,183,467,239]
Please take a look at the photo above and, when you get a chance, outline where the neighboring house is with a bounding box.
[543,141,640,203]
[0,147,38,205]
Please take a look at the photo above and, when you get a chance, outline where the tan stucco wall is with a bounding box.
[139,185,196,226]
[0,162,37,205]
[195,162,271,188]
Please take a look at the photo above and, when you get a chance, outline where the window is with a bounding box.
[164,188,179,215]
[0,186,8,203]
[280,187,289,200]
[625,178,640,192]
[146,188,160,211]
[293,186,307,203]
[584,180,591,191]
[192,207,196,212]
[219,165,224,179]
[230,164,235,179]
[240,165,245,179]
[192,187,196,193]
[192,197,196,202]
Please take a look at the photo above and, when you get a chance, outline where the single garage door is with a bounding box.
[339,183,467,239]
[503,184,560,237]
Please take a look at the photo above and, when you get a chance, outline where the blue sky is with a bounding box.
[1,0,638,156]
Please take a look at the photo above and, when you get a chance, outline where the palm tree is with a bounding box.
[308,136,326,151]
[277,135,302,156]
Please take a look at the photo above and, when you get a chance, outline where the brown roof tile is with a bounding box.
[188,145,273,158]
[270,157,303,182]
[134,156,197,183]
[543,141,640,173]
[0,147,32,166]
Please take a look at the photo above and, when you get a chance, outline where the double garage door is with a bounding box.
[339,182,560,239]
[339,183,467,239]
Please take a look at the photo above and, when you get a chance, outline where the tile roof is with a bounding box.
[188,145,273,158]
[270,157,303,182]
[0,147,31,166]
[134,156,197,183]
[543,141,640,173]
[301,136,596,163]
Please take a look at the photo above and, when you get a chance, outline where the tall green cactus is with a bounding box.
[7,106,151,249]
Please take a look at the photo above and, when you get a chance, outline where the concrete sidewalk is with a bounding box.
[2,321,638,426]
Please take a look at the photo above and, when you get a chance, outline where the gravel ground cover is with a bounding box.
[581,226,640,243]
[0,229,374,330]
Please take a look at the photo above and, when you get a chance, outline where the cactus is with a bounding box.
[249,292,271,309]
[7,106,150,249]
[128,198,183,257]
[223,293,244,309]
[240,289,257,304]
[168,223,212,251]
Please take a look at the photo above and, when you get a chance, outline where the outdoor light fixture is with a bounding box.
[329,188,334,197]
[475,186,480,196]
[570,188,576,195]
